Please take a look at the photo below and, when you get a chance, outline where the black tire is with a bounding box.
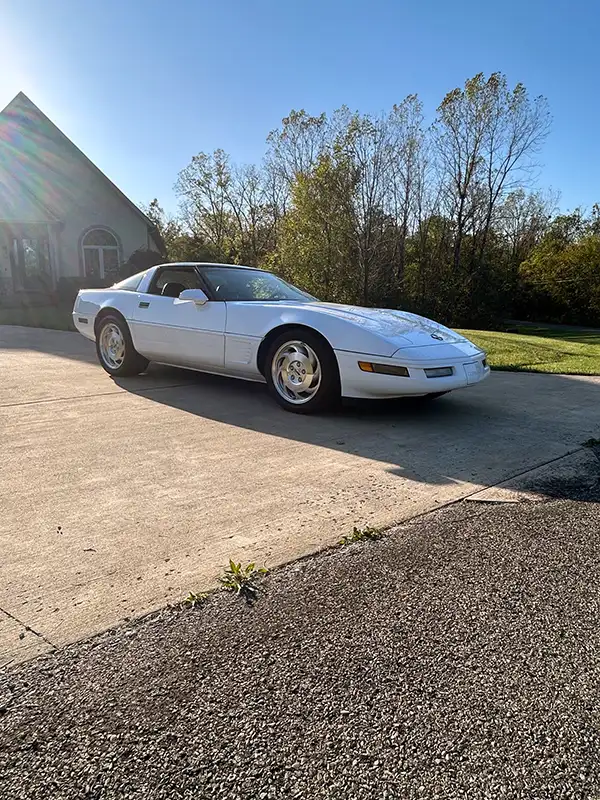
[264,328,340,414]
[95,314,149,378]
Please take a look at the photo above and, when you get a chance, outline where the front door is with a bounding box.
[130,267,226,368]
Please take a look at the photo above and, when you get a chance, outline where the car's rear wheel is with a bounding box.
[265,329,340,414]
[96,314,149,377]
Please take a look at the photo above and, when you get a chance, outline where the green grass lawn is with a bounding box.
[459,327,600,375]
[0,305,74,331]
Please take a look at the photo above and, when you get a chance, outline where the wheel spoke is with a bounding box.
[271,340,322,405]
[99,323,126,369]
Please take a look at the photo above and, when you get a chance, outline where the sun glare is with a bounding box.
[0,13,46,112]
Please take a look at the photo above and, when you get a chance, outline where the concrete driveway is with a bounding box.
[2,325,600,666]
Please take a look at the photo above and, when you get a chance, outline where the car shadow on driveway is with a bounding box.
[0,325,99,364]
[2,325,598,502]
[114,365,600,502]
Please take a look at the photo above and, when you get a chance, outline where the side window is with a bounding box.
[112,271,147,291]
[150,268,202,296]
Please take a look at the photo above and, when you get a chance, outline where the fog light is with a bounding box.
[424,366,454,378]
[358,361,410,377]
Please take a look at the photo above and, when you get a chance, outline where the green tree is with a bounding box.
[272,154,358,302]
[143,199,220,263]
[520,209,600,323]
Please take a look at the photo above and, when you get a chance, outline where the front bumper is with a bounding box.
[335,349,490,399]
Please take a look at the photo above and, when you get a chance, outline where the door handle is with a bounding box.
[139,301,150,309]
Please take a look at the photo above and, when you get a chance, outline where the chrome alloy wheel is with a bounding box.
[99,323,126,370]
[271,340,322,405]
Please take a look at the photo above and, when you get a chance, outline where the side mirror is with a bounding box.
[179,288,208,305]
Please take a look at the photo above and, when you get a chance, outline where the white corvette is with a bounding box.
[73,262,489,413]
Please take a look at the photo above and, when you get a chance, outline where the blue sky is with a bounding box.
[0,0,597,215]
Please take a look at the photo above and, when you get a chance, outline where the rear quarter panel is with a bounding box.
[72,290,141,342]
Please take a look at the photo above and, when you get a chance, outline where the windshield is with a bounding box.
[201,266,315,302]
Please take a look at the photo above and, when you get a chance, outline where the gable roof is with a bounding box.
[0,92,165,253]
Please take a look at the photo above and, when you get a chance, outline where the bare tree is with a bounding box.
[385,96,426,281]
[477,76,551,261]
[175,151,281,265]
[266,109,329,187]
[433,73,550,273]
[498,188,557,262]
[175,150,235,258]
[223,163,279,265]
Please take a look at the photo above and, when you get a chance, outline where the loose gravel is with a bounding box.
[1,484,600,799]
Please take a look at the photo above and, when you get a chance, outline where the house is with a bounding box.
[0,92,164,300]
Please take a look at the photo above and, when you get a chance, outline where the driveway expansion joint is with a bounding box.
[0,383,193,409]
[0,606,57,651]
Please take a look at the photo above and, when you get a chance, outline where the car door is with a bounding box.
[130,267,226,368]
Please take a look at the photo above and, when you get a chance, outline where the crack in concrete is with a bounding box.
[0,383,193,409]
[0,606,57,650]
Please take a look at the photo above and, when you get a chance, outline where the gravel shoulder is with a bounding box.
[2,484,600,799]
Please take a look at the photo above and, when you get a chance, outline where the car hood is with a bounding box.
[308,302,470,349]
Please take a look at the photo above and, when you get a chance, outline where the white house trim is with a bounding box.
[79,225,122,280]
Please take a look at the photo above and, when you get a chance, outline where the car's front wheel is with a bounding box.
[96,314,149,378]
[265,329,340,414]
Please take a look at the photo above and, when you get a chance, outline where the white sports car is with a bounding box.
[73,262,489,413]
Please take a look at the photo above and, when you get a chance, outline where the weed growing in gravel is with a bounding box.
[182,591,208,609]
[219,559,268,605]
[582,437,600,448]
[340,525,382,545]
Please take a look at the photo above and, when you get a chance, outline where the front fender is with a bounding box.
[226,303,398,357]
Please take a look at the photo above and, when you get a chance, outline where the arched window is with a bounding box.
[82,228,120,279]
